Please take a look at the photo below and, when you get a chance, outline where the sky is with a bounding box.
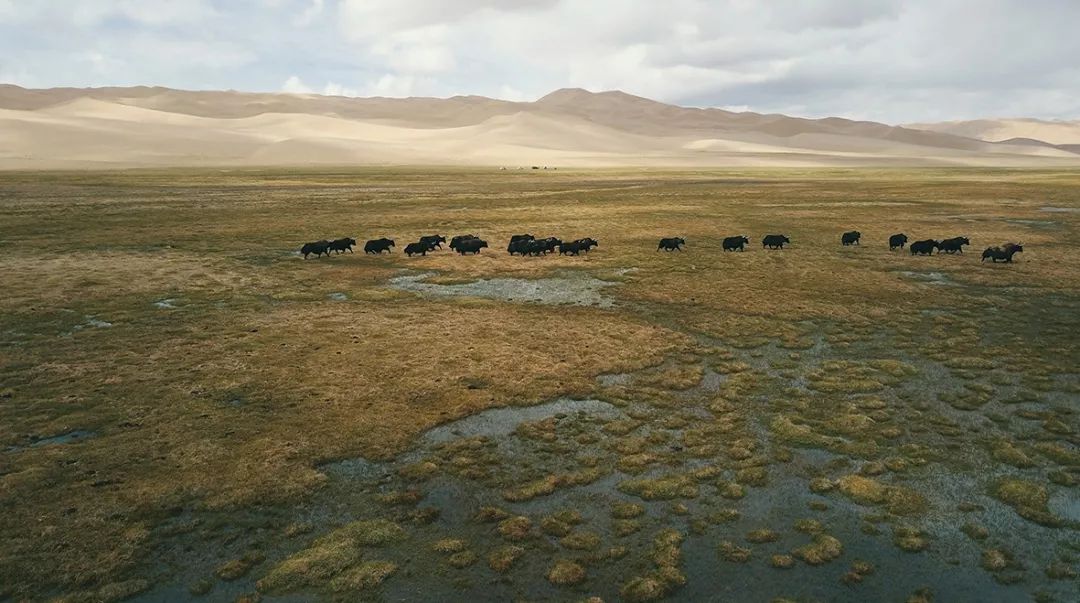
[1,0,1078,123]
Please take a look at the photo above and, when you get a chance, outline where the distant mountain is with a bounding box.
[1,84,1078,169]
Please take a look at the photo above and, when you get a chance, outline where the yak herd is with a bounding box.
[896,235,1024,263]
[856,232,1024,263]
[301,234,599,258]
[299,231,1024,263]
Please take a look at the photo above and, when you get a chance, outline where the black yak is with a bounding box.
[558,238,597,255]
[419,235,447,250]
[910,239,938,256]
[328,237,357,254]
[535,237,561,254]
[523,240,547,256]
[762,234,790,249]
[938,237,970,254]
[521,238,559,256]
[558,240,585,255]
[889,233,908,250]
[982,243,1023,263]
[456,238,489,255]
[300,240,331,258]
[658,237,686,251]
[449,235,477,252]
[404,242,429,257]
[577,238,599,252]
[507,238,531,255]
[364,238,395,254]
[723,236,750,251]
[841,231,861,246]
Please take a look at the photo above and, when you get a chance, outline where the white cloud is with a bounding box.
[76,51,123,77]
[294,0,324,26]
[322,81,359,97]
[135,37,258,70]
[498,85,527,102]
[363,74,423,97]
[63,0,218,27]
[337,0,555,41]
[282,76,362,98]
[281,75,312,94]
[368,25,456,74]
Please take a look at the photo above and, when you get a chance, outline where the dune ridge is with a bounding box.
[1,84,1077,169]
[905,117,1080,146]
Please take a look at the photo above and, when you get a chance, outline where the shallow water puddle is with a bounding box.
[420,399,621,445]
[897,270,957,286]
[596,372,633,387]
[6,430,98,453]
[389,272,616,307]
[1049,491,1080,523]
[327,398,622,480]
[58,315,115,337]
[1040,206,1079,213]
[1005,218,1059,229]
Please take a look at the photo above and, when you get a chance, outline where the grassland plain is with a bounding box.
[0,167,1077,602]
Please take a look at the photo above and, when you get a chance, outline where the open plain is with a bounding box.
[1,168,1078,602]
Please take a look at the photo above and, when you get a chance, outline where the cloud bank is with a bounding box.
[2,0,1077,122]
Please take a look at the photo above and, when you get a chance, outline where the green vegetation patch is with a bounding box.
[835,475,929,516]
[793,534,844,565]
[992,478,1063,527]
[258,519,405,593]
[546,559,587,586]
[618,473,699,500]
[487,545,525,573]
[329,561,398,593]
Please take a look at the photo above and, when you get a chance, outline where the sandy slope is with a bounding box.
[906,117,1080,145]
[1,84,1077,168]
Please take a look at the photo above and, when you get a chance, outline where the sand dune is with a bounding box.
[906,117,1080,146]
[0,84,1077,169]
